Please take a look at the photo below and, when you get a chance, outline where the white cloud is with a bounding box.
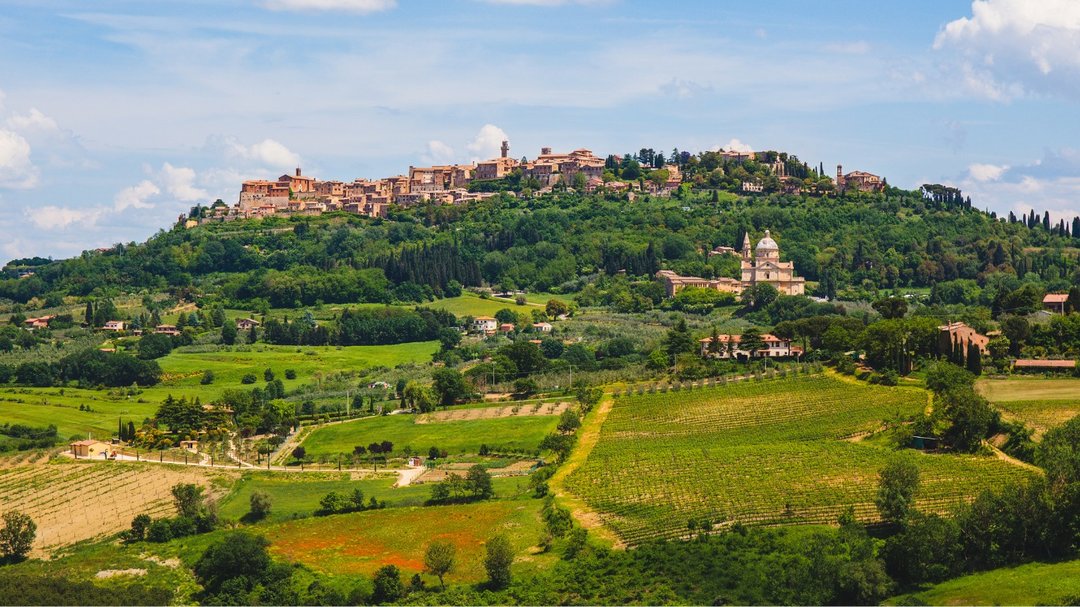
[713,138,753,153]
[113,180,160,211]
[159,163,208,202]
[421,140,457,165]
[968,162,1008,181]
[262,0,396,13]
[935,0,1080,99]
[225,138,301,170]
[955,149,1080,224]
[6,108,59,133]
[0,129,39,189]
[465,124,509,161]
[25,206,102,230]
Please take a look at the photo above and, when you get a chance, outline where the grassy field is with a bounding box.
[300,411,560,458]
[977,377,1080,402]
[0,342,438,439]
[425,292,572,318]
[976,377,1080,437]
[216,471,529,522]
[884,559,1080,606]
[564,374,1035,545]
[267,497,555,583]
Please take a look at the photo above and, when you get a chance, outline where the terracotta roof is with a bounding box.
[1043,293,1069,304]
[1014,359,1076,368]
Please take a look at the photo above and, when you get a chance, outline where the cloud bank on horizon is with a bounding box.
[1,0,1079,259]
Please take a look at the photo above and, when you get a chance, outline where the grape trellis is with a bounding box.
[565,374,1035,545]
[0,462,226,556]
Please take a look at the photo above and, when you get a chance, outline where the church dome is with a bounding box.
[756,229,778,252]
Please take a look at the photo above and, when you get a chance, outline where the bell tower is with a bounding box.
[500,140,509,159]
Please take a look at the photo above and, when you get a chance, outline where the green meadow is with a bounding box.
[0,342,439,439]
[424,292,572,318]
[884,559,1080,606]
[217,472,528,523]
[266,497,554,583]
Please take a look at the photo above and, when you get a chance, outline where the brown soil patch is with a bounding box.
[416,402,570,424]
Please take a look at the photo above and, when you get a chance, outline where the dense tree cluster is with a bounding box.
[0,348,160,388]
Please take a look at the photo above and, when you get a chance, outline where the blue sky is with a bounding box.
[2,0,1080,260]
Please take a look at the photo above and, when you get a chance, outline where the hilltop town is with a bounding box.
[183,142,887,225]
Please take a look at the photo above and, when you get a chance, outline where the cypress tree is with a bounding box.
[966,342,982,376]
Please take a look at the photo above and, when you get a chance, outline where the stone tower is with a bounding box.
[501,140,509,159]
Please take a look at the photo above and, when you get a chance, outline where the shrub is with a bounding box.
[0,511,36,561]
[145,519,174,543]
[249,491,272,521]
[284,369,297,380]
[240,373,257,384]
[371,565,406,604]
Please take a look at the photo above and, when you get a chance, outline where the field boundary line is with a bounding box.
[985,442,1044,475]
[548,393,624,549]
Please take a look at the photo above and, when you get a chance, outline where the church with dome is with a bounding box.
[656,230,806,297]
[740,230,805,295]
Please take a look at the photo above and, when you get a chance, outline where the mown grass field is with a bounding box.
[267,497,554,583]
[300,410,560,458]
[0,342,438,439]
[976,377,1080,437]
[884,559,1080,606]
[565,374,1035,545]
[976,377,1080,402]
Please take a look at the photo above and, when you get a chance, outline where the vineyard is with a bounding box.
[0,461,230,556]
[995,400,1080,438]
[564,374,1036,545]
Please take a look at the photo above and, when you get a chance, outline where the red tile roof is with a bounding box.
[1014,359,1076,368]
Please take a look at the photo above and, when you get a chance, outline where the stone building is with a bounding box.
[836,164,885,193]
[739,230,805,295]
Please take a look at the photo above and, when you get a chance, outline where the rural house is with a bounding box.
[699,334,802,359]
[69,440,114,459]
[1043,293,1068,314]
[938,321,989,355]
[471,316,497,334]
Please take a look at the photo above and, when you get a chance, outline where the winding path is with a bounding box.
[547,394,625,548]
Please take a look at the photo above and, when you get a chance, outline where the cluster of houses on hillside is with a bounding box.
[193,142,632,223]
[182,141,884,224]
